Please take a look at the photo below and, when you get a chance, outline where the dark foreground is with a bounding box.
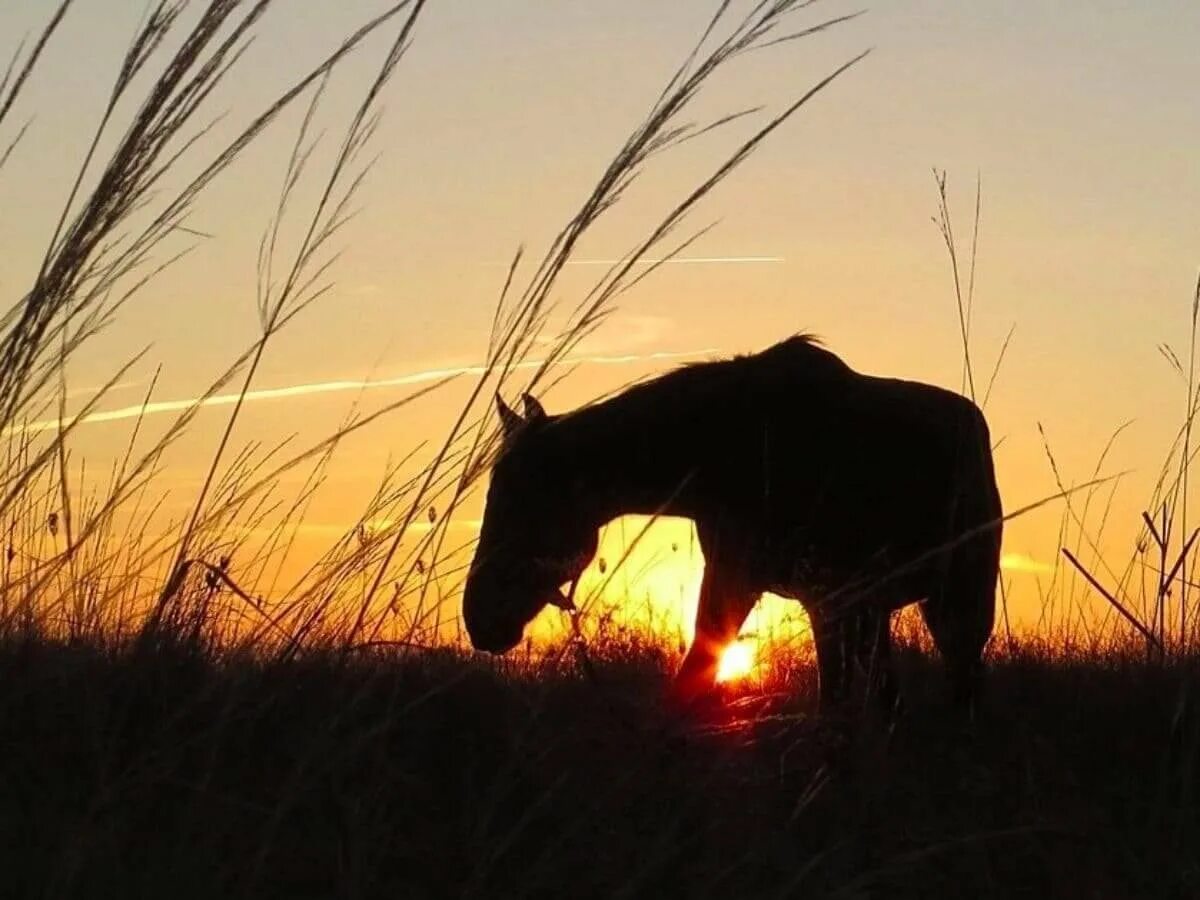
[2,636,1197,899]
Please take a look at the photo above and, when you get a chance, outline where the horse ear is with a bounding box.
[496,395,524,438]
[521,393,547,422]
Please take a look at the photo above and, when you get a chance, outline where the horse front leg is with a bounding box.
[809,606,850,714]
[671,562,756,706]
[853,604,901,717]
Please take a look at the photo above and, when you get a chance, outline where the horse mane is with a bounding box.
[545,332,835,430]
[678,331,824,370]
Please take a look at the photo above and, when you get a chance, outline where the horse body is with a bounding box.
[463,335,1002,711]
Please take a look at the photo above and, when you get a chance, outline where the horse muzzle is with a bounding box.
[462,584,572,654]
[467,621,525,654]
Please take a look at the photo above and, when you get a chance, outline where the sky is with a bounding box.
[2,0,1199,639]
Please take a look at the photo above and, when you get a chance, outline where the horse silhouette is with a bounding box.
[462,335,1002,712]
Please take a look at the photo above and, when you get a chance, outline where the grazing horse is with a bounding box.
[462,335,1002,712]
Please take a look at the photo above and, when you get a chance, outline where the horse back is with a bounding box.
[689,341,999,593]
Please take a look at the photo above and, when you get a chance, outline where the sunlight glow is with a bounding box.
[527,516,815,657]
[715,640,756,683]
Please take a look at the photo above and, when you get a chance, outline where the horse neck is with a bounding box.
[547,401,694,525]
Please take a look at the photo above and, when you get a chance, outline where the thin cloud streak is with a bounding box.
[12,349,718,434]
[565,256,784,266]
[65,379,147,400]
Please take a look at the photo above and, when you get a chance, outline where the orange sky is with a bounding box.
[3,0,1199,643]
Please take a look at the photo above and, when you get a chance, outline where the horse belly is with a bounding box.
[753,486,946,613]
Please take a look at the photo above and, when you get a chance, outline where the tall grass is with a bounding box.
[934,169,1200,662]
[1039,282,1200,659]
[3,0,1194,669]
[0,1,870,656]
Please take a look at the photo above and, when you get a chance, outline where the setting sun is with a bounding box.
[716,641,757,683]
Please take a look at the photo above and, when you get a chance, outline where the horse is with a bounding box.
[462,335,1002,713]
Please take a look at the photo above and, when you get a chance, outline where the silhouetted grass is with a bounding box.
[1,631,1196,899]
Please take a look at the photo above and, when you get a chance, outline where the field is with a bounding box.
[3,3,1200,899]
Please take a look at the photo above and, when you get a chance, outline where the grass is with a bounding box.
[1,631,1196,899]
[3,2,1200,898]
[0,0,870,653]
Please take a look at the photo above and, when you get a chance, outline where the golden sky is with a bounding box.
[3,0,1199,639]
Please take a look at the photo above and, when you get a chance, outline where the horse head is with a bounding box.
[462,394,599,653]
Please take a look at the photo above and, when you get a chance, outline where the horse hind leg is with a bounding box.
[920,539,998,715]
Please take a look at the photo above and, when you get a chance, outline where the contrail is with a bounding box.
[13,348,718,434]
[64,379,146,400]
[565,256,784,266]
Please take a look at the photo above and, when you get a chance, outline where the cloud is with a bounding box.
[63,379,148,400]
[11,348,718,435]
[565,256,784,266]
[533,314,675,352]
[1000,552,1052,575]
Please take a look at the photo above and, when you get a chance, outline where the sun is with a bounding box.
[715,640,756,683]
